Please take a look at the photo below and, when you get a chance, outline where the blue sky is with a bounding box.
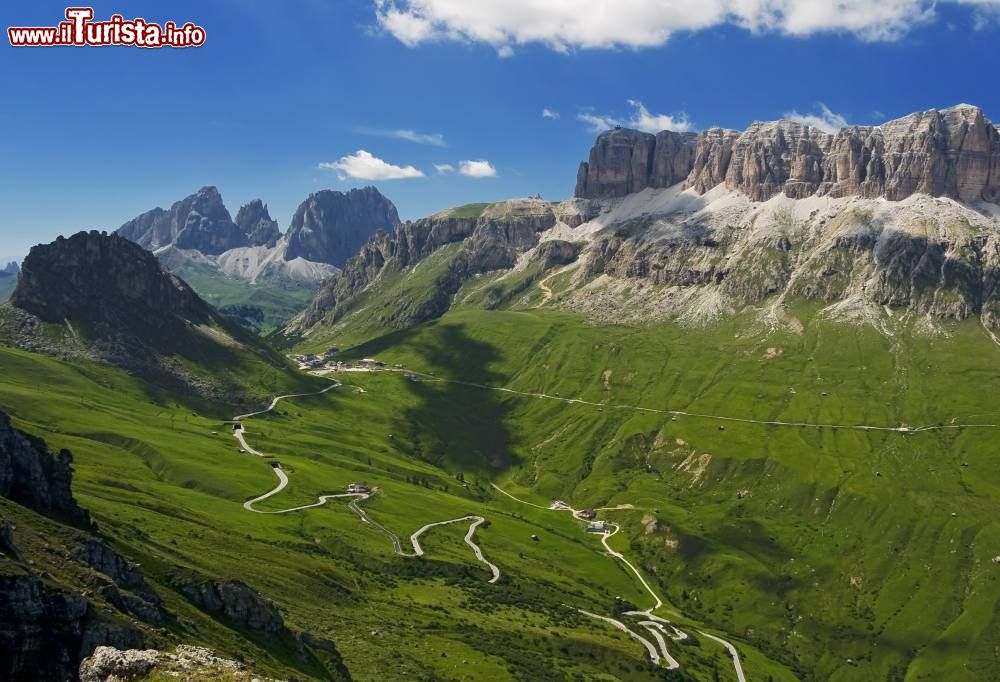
[2,0,1000,263]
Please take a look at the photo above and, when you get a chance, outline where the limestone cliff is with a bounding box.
[576,105,1000,205]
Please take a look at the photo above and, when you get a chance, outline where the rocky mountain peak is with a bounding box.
[284,186,400,267]
[576,104,1000,204]
[2,261,18,275]
[9,230,212,329]
[234,199,281,248]
[117,186,248,256]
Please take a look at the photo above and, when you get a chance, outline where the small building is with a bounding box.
[586,521,607,533]
[359,358,385,369]
[347,481,371,494]
[578,509,597,520]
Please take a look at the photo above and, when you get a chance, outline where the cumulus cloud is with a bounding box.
[373,0,967,52]
[542,108,560,120]
[358,127,447,146]
[434,163,455,174]
[578,101,692,134]
[458,160,497,178]
[318,150,424,180]
[783,103,850,133]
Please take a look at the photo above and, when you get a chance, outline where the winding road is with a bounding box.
[233,382,501,583]
[235,374,758,675]
[494,482,745,679]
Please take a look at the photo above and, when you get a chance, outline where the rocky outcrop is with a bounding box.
[234,200,281,248]
[79,645,267,682]
[284,187,400,268]
[9,231,213,330]
[575,105,1000,205]
[180,578,351,679]
[0,573,144,682]
[575,129,701,198]
[75,540,167,625]
[118,187,248,256]
[532,240,581,269]
[0,411,90,527]
[181,579,285,636]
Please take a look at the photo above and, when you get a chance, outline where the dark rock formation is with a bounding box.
[284,187,400,267]
[0,573,144,682]
[235,199,281,248]
[531,240,581,269]
[180,578,351,679]
[181,579,285,636]
[10,231,212,331]
[575,104,1000,204]
[0,411,90,527]
[117,187,248,255]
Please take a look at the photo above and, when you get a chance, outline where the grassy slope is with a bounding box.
[174,263,318,333]
[7,277,1000,680]
[318,306,1000,682]
[0,343,770,681]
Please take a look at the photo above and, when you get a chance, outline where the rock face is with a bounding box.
[234,199,281,248]
[0,411,90,527]
[575,105,1000,204]
[181,579,285,636]
[118,187,248,255]
[10,231,213,330]
[0,573,141,682]
[575,128,699,197]
[180,578,352,679]
[284,187,400,268]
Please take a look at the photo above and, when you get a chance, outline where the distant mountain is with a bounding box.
[284,104,1000,345]
[285,187,400,268]
[115,186,399,332]
[234,199,281,249]
[118,186,250,255]
[0,231,296,399]
[2,261,18,275]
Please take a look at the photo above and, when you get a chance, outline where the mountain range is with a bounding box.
[285,104,1000,346]
[115,186,399,332]
[4,103,1000,682]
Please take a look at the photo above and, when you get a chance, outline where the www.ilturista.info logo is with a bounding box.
[8,7,206,48]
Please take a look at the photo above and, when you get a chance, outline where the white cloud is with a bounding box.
[458,159,497,178]
[783,103,850,133]
[434,163,455,174]
[542,108,560,120]
[578,101,692,134]
[358,127,447,146]
[318,150,424,180]
[373,0,971,52]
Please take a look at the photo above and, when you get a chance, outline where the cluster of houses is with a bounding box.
[290,349,389,373]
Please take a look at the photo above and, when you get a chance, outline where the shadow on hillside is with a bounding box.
[352,323,518,474]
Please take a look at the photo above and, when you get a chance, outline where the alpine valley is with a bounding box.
[3,104,1000,682]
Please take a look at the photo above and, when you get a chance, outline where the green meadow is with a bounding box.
[3,298,999,680]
